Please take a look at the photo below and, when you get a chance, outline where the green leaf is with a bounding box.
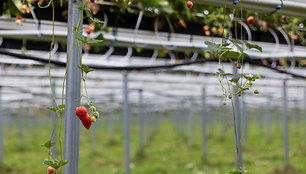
[43,160,59,169]
[87,38,103,44]
[72,31,88,43]
[89,17,104,24]
[228,39,244,53]
[244,41,262,52]
[41,140,56,148]
[77,64,95,74]
[224,73,234,76]
[57,104,65,110]
[217,68,225,75]
[46,107,56,112]
[75,2,91,13]
[58,160,70,168]
[229,77,240,83]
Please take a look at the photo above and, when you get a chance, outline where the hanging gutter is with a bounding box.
[193,0,306,18]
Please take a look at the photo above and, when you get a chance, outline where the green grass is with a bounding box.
[1,115,306,174]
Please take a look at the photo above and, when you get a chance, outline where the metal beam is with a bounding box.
[63,0,82,173]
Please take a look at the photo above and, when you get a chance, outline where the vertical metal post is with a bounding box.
[51,81,57,157]
[63,0,82,173]
[18,108,24,150]
[109,98,115,143]
[266,99,272,141]
[220,104,226,139]
[0,85,3,167]
[201,88,206,160]
[305,88,306,139]
[242,99,248,144]
[189,100,194,147]
[283,80,289,167]
[123,72,130,174]
[138,89,144,153]
[233,66,242,169]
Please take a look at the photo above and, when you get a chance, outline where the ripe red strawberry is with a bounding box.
[186,1,193,8]
[16,15,22,20]
[293,35,299,41]
[85,29,91,35]
[90,0,94,3]
[217,28,223,35]
[203,26,209,31]
[281,16,287,22]
[48,166,55,174]
[76,107,87,120]
[247,16,254,25]
[81,114,92,130]
[177,20,183,26]
[38,0,44,3]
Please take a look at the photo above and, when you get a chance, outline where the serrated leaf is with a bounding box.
[58,160,70,168]
[43,160,59,169]
[217,68,225,75]
[72,31,88,43]
[228,39,244,53]
[57,104,65,110]
[89,17,104,24]
[46,107,56,112]
[41,140,56,148]
[229,77,240,83]
[77,64,95,73]
[224,73,234,76]
[87,38,103,44]
[244,41,262,52]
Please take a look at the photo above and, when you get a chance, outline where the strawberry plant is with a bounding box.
[34,0,103,173]
[204,1,262,173]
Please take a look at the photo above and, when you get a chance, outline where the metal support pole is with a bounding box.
[233,66,242,169]
[0,85,3,167]
[63,0,82,173]
[138,89,144,153]
[123,72,130,174]
[266,99,272,141]
[220,104,226,139]
[18,109,24,150]
[242,100,249,144]
[189,100,194,147]
[51,81,57,157]
[305,88,306,140]
[109,100,115,143]
[282,80,289,167]
[201,88,206,160]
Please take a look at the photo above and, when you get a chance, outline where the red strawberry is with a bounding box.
[177,20,183,26]
[247,16,254,25]
[76,107,87,120]
[16,15,22,20]
[81,114,92,130]
[281,16,287,22]
[292,35,299,41]
[90,0,94,3]
[186,1,193,8]
[203,26,209,31]
[38,0,44,3]
[48,166,55,174]
[85,29,91,35]
[217,28,223,35]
